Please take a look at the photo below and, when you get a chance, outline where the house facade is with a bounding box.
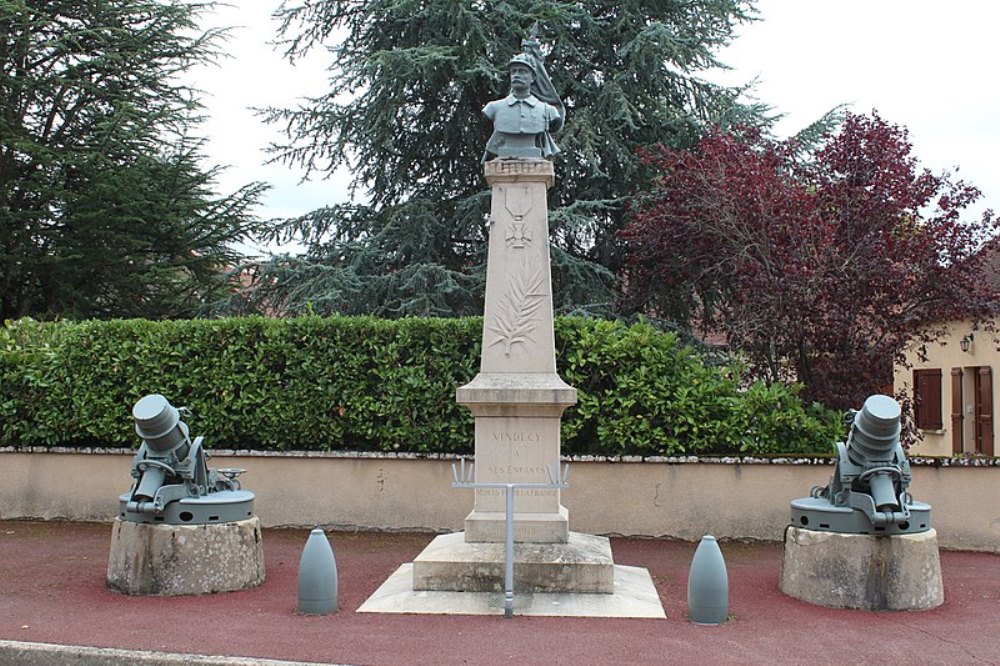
[894,319,996,457]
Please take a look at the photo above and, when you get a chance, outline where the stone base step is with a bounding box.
[464,505,569,543]
[412,531,614,594]
[360,563,665,618]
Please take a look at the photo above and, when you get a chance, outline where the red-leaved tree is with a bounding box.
[620,112,999,410]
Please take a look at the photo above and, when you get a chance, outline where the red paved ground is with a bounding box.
[1,520,998,665]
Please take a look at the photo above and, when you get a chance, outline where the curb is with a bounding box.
[0,640,345,666]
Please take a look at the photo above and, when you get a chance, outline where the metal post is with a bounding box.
[451,458,569,618]
[504,483,515,618]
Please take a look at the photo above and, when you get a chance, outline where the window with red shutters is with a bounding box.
[913,368,943,430]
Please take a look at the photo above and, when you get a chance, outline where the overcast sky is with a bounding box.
[192,1,1000,255]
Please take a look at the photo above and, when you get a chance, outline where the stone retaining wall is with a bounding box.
[1,449,997,551]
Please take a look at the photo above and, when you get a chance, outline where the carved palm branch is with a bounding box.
[488,263,546,356]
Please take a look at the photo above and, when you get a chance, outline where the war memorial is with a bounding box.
[0,24,976,666]
[92,26,943,620]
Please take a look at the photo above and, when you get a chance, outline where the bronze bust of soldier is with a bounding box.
[482,28,565,161]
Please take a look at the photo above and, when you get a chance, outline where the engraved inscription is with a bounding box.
[475,488,557,498]
[487,464,544,474]
[516,488,557,497]
[474,523,542,540]
[491,431,541,442]
[476,488,556,497]
[488,259,545,357]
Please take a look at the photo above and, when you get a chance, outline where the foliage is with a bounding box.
[557,317,841,455]
[0,316,841,455]
[621,112,1000,410]
[0,0,268,320]
[223,0,768,318]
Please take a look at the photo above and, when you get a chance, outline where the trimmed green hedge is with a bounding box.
[0,316,841,455]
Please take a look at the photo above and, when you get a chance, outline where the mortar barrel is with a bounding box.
[132,394,190,458]
[848,394,901,461]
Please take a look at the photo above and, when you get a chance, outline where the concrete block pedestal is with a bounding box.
[457,371,576,544]
[780,525,943,610]
[107,517,265,595]
[412,531,614,593]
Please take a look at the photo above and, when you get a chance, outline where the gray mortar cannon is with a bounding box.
[790,394,931,535]
[119,394,255,525]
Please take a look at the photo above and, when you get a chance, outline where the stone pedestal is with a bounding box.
[107,517,265,595]
[780,526,943,610]
[457,158,576,544]
[412,531,614,593]
[413,159,606,597]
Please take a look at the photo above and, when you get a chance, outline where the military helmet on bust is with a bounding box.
[507,53,537,75]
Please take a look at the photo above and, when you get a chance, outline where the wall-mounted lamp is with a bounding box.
[960,333,974,353]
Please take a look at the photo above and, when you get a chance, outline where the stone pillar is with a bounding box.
[407,159,617,596]
[457,159,576,544]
